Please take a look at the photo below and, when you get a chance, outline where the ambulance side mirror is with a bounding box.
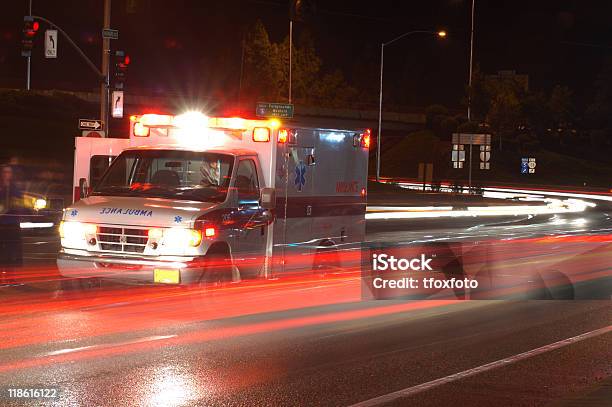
[79,178,89,199]
[260,187,275,210]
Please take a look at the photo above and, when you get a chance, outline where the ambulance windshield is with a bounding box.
[93,150,234,202]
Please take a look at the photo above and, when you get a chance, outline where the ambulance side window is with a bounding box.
[235,159,259,201]
[90,155,116,189]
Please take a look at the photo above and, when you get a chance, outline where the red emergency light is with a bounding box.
[361,129,371,149]
[278,129,288,143]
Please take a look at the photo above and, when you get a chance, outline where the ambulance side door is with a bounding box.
[233,157,267,278]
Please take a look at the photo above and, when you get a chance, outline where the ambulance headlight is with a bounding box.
[164,228,202,248]
[59,221,97,247]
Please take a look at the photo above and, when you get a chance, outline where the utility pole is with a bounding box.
[26,0,32,90]
[467,0,475,192]
[288,19,293,103]
[376,43,384,182]
[101,0,111,138]
[238,32,245,105]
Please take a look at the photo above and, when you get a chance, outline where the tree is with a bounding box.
[485,78,524,150]
[424,105,458,139]
[585,57,612,151]
[242,20,354,107]
[464,64,490,122]
[242,20,283,101]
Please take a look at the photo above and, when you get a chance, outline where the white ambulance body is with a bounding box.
[58,112,370,284]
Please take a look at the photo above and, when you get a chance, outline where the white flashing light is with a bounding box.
[208,117,246,130]
[173,111,209,133]
[139,114,174,127]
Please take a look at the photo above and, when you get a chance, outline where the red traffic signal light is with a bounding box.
[113,51,130,89]
[24,20,39,37]
[22,17,39,56]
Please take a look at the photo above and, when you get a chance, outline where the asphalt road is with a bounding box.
[0,199,610,406]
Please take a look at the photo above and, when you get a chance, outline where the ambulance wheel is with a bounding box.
[313,241,340,278]
[541,270,574,299]
[200,245,233,288]
[60,277,101,292]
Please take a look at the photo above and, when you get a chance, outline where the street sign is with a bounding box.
[79,119,103,130]
[256,102,294,119]
[521,158,530,174]
[451,150,465,162]
[102,28,119,40]
[479,145,491,170]
[451,144,465,168]
[452,133,491,145]
[111,90,124,118]
[44,29,57,58]
[528,157,536,174]
[452,133,491,174]
[82,130,105,138]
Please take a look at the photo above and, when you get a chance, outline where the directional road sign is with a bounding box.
[256,102,294,119]
[102,28,119,40]
[44,29,57,58]
[79,119,103,130]
[111,91,124,118]
[521,158,529,174]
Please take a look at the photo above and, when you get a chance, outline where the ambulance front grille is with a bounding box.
[97,226,148,254]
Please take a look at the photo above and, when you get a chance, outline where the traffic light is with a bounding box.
[22,16,40,56]
[113,50,130,89]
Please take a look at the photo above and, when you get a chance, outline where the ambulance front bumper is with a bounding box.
[57,251,206,285]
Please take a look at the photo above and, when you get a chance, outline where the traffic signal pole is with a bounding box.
[101,0,111,138]
[26,0,32,90]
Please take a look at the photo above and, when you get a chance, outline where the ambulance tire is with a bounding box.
[60,277,101,292]
[200,245,233,288]
[541,270,574,300]
[313,241,340,278]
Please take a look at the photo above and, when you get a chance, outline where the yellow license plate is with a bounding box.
[154,269,180,284]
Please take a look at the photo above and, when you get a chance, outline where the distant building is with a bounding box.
[485,70,529,92]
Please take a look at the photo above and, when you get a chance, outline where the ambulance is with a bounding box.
[57,111,370,285]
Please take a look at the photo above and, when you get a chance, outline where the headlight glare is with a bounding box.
[164,228,202,248]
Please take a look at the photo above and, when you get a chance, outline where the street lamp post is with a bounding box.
[376,30,447,182]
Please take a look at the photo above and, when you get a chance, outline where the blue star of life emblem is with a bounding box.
[174,215,182,223]
[294,162,306,191]
[70,209,78,217]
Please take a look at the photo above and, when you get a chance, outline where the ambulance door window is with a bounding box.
[89,155,116,189]
[235,159,259,203]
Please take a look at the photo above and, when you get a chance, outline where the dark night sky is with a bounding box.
[1,0,611,111]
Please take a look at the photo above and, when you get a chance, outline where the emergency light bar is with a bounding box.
[130,112,281,142]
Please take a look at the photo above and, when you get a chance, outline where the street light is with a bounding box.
[376,30,447,182]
